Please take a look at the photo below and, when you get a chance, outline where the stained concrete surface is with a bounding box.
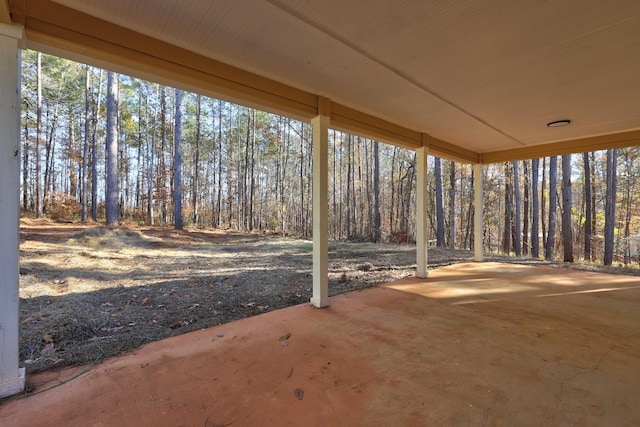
[1,262,639,426]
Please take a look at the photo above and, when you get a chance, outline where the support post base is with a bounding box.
[310,297,330,308]
[0,367,25,399]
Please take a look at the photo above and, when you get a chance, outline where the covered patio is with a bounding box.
[1,262,640,425]
[1,0,640,420]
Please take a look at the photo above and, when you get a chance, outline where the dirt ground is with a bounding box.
[3,262,639,426]
[17,219,640,376]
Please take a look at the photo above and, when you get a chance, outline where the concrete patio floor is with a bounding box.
[1,262,639,426]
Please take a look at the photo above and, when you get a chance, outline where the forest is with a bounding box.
[19,50,640,266]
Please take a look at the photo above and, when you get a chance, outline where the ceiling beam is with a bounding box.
[13,0,318,116]
[1,0,10,24]
[481,130,640,163]
[426,136,479,164]
[12,0,484,162]
[330,102,422,150]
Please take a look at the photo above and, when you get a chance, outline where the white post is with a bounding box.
[473,163,484,261]
[310,115,329,308]
[416,146,428,277]
[0,23,25,398]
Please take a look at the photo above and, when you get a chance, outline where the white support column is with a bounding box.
[310,114,329,308]
[473,163,484,262]
[416,146,428,278]
[0,23,25,398]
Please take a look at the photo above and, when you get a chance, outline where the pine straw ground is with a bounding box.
[17,219,640,375]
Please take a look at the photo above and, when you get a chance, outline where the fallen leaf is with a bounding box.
[42,333,54,343]
[279,333,291,342]
[41,342,56,356]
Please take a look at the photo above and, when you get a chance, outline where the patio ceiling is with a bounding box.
[6,0,640,162]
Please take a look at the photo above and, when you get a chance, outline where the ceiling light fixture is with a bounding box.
[547,119,571,128]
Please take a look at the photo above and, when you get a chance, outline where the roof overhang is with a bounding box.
[7,0,640,163]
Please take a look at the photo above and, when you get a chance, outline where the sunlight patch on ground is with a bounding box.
[537,285,640,298]
[387,281,539,299]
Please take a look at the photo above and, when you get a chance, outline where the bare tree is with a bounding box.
[604,149,617,265]
[434,156,445,246]
[373,140,381,242]
[522,160,530,255]
[173,88,183,230]
[91,70,103,222]
[619,149,638,265]
[105,71,119,226]
[561,154,574,262]
[192,94,201,225]
[513,160,522,256]
[531,158,540,258]
[502,162,512,254]
[35,52,43,218]
[449,160,456,249]
[81,65,90,222]
[545,156,558,260]
[583,152,592,261]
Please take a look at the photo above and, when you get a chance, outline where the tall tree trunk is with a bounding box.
[448,161,456,249]
[513,160,522,256]
[502,162,513,254]
[215,100,223,228]
[22,113,29,211]
[105,71,119,226]
[68,110,77,199]
[561,154,574,262]
[531,158,540,258]
[373,140,381,242]
[242,109,251,229]
[522,160,529,255]
[192,94,201,225]
[583,152,592,261]
[43,105,59,210]
[604,149,617,265]
[91,70,103,222]
[147,90,155,225]
[545,156,558,260]
[541,157,547,251]
[159,87,168,225]
[434,157,445,247]
[173,88,184,230]
[590,152,597,261]
[465,168,475,250]
[346,135,353,239]
[622,149,633,265]
[35,52,43,218]
[81,65,90,222]
[249,110,256,231]
[389,147,397,235]
[403,155,416,237]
